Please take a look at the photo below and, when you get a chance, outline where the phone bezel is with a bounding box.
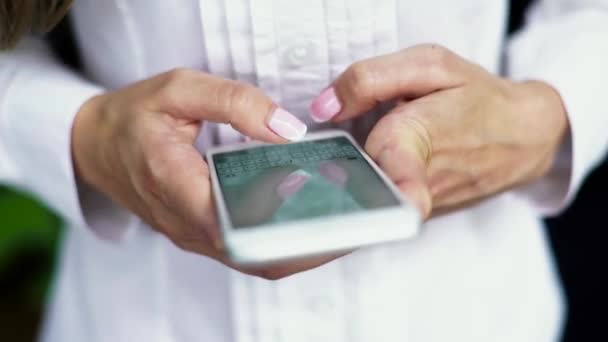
[206,129,420,264]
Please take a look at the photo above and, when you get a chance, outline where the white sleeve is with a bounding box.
[507,1,608,216]
[0,37,137,241]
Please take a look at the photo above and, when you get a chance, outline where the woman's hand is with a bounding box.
[311,44,568,219]
[72,68,341,280]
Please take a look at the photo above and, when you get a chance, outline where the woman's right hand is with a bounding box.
[70,68,338,279]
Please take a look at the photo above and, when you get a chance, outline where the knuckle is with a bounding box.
[346,61,377,98]
[402,116,433,162]
[218,82,259,124]
[163,67,192,85]
[417,44,453,75]
[367,112,432,163]
[156,68,192,105]
[426,44,450,63]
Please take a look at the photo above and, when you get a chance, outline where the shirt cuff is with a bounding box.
[1,63,137,242]
[507,11,608,216]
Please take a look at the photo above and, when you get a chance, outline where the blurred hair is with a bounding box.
[0,0,74,50]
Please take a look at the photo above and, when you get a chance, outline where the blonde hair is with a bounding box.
[0,0,74,49]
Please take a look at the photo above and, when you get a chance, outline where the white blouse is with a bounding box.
[2,0,608,341]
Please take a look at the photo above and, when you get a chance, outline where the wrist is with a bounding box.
[517,80,569,176]
[72,94,110,188]
[524,79,568,145]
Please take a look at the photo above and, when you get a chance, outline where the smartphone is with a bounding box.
[207,129,420,264]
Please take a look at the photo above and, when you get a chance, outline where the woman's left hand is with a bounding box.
[310,44,568,220]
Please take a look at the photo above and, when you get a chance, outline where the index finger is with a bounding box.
[151,69,307,142]
[310,44,466,123]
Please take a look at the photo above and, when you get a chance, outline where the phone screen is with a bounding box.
[213,136,400,229]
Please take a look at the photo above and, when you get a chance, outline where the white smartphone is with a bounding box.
[206,129,420,264]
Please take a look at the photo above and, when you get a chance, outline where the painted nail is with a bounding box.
[268,107,307,141]
[276,170,311,199]
[310,87,342,123]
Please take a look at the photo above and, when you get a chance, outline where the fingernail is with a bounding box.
[310,87,342,123]
[268,107,307,141]
[276,170,311,199]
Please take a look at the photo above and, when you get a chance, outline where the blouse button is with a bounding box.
[283,41,316,67]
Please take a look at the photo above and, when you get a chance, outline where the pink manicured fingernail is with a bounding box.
[268,107,307,141]
[310,87,342,123]
[276,170,311,199]
[319,161,349,187]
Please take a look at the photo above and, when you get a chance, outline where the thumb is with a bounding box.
[366,114,433,220]
[397,178,433,221]
[310,44,463,123]
[385,149,432,221]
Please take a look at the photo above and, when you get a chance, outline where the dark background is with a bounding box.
[509,2,608,338]
[1,1,606,341]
